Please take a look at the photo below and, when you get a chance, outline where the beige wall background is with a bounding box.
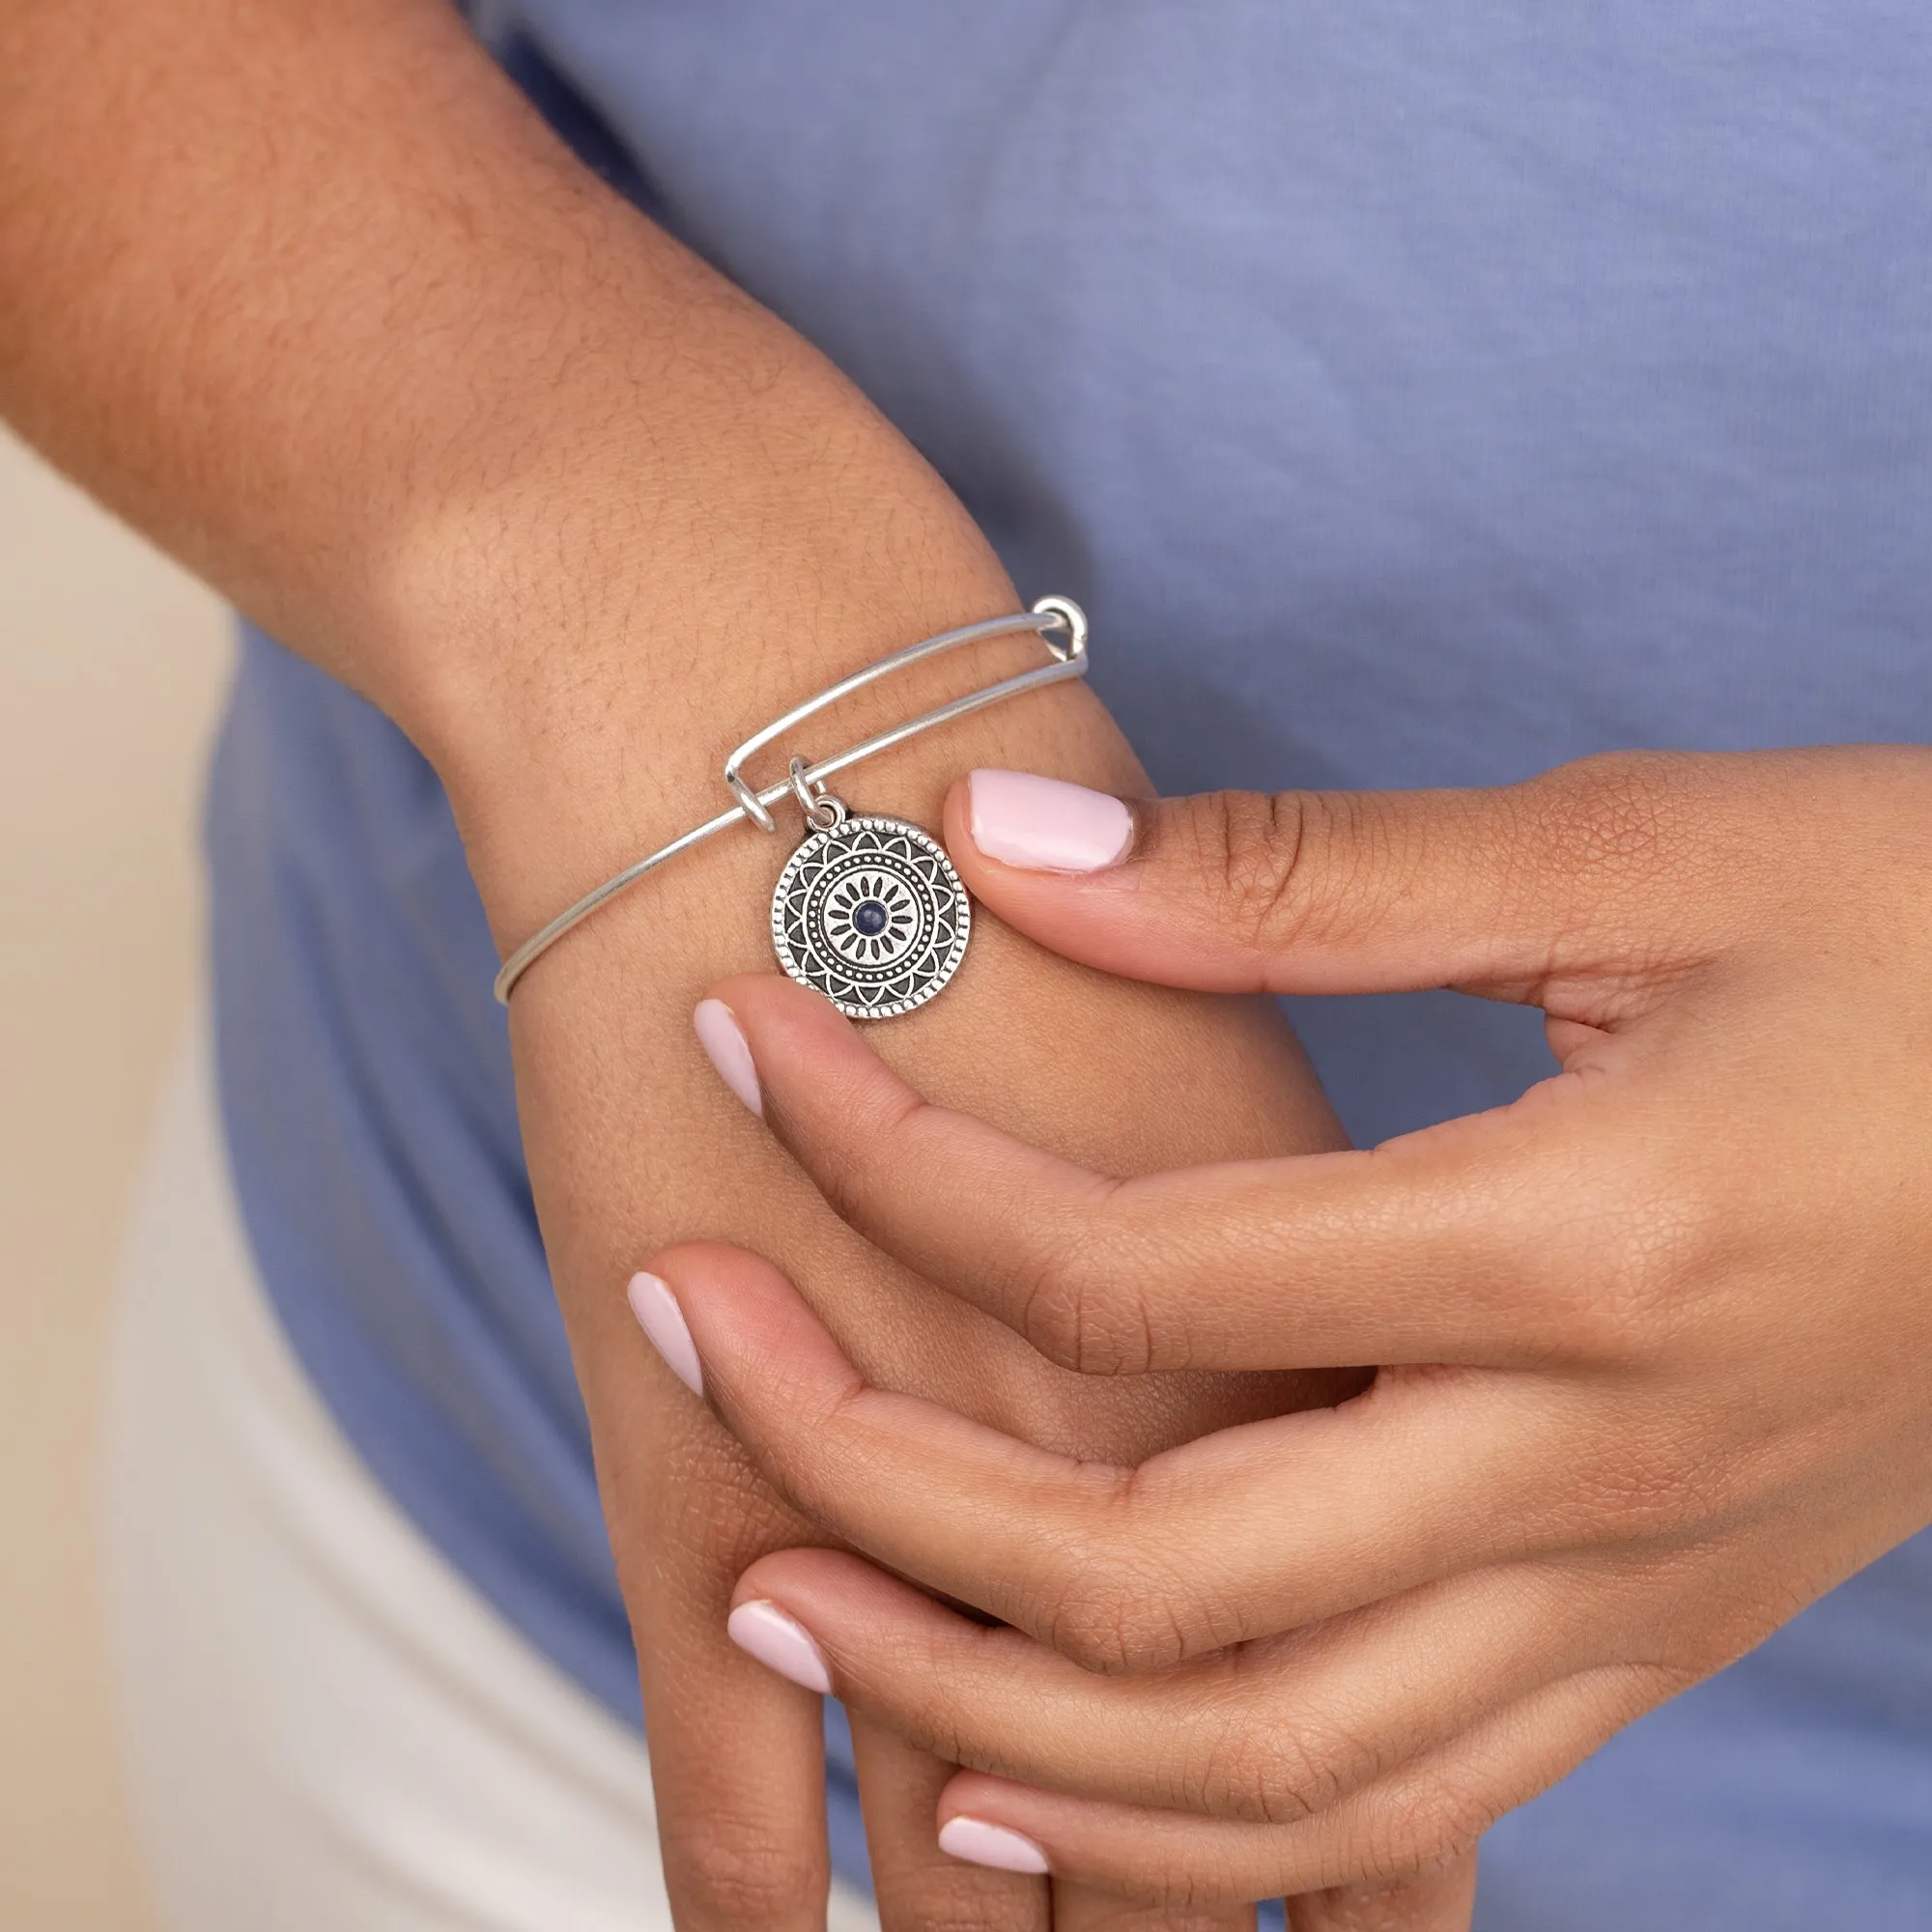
[0,423,232,1929]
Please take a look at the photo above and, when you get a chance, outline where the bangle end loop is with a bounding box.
[1031,593,1089,662]
[727,771,780,833]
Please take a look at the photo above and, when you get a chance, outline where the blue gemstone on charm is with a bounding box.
[853,899,889,936]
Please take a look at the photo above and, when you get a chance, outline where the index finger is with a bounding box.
[699,976,1617,1374]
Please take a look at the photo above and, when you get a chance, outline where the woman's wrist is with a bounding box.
[413,440,1064,962]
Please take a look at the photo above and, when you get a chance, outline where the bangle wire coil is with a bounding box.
[492,595,1090,1005]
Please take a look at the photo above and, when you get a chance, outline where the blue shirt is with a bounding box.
[208,6,1932,1922]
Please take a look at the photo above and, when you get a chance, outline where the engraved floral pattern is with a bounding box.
[771,817,971,1019]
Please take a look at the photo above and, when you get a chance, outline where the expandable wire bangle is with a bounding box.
[492,595,1091,1015]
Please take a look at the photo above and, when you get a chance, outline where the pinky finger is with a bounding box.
[934,1666,1665,1910]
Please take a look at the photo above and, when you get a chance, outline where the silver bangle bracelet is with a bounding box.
[492,595,1091,1011]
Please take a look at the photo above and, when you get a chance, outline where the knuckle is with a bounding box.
[1007,1242,1098,1374]
[1559,1253,1668,1367]
[1236,1722,1384,1829]
[804,1098,909,1242]
[885,1874,1048,1932]
[651,1448,789,1565]
[1098,1862,1230,1917]
[1190,1731,1327,1829]
[1358,1775,1492,1889]
[1529,753,1684,899]
[668,1831,823,1927]
[1041,1574,1159,1675]
[1182,787,1328,952]
[1011,1211,1160,1376]
[804,1136,869,1234]
[866,1678,977,1774]
[1518,1122,1731,1372]
[1020,1267,1151,1391]
[1563,1429,1745,1551]
[1524,753,1737,963]
[1037,1543,1202,1675]
[1558,1164,1728,1368]
[1652,1158,1745,1300]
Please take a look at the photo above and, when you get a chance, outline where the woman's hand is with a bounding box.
[644,748,1932,1911]
[511,710,1387,1932]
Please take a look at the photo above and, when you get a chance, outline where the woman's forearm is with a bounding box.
[0,0,1027,898]
[1,0,679,704]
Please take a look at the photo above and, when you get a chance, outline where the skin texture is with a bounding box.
[0,1,1472,1922]
[649,749,1932,1909]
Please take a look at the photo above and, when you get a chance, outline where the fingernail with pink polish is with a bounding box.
[726,1600,833,1694]
[626,1272,703,1397]
[938,1816,1052,1876]
[694,998,761,1115]
[967,770,1133,874]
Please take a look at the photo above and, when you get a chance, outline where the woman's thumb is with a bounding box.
[941,765,1611,999]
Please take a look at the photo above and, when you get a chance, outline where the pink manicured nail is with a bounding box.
[967,770,1133,873]
[626,1272,703,1397]
[726,1600,833,1694]
[694,998,761,1115]
[938,1816,1051,1876]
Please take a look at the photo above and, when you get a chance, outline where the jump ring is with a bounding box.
[789,755,848,830]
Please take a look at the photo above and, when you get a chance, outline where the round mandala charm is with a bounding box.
[771,814,972,1019]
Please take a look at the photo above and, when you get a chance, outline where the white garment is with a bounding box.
[101,1018,876,1932]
